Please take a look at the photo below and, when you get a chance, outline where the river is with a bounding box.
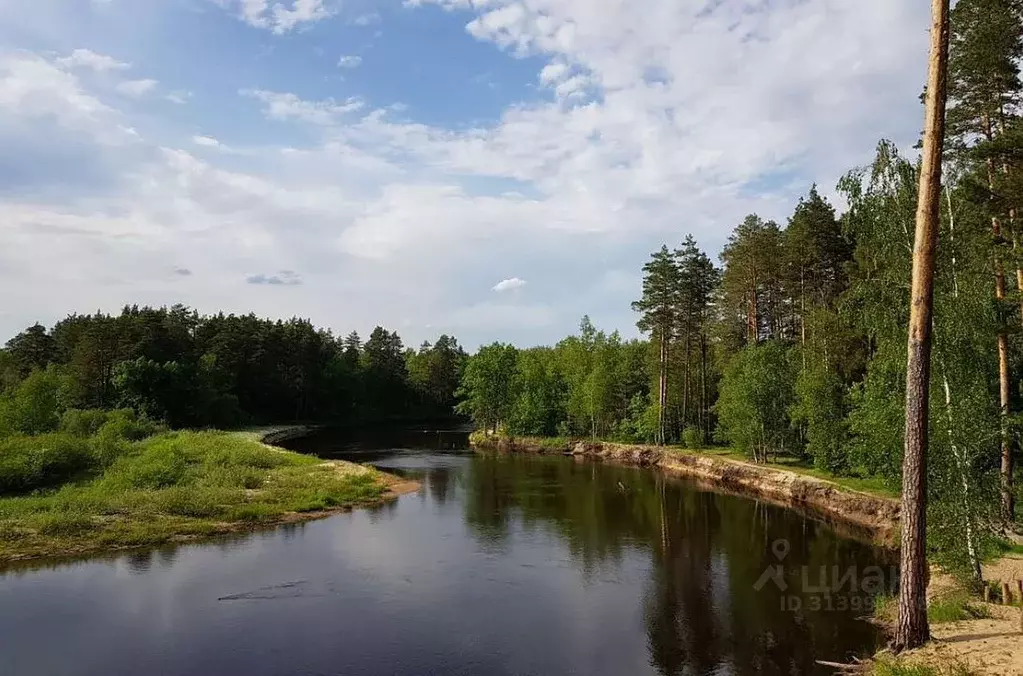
[0,428,893,675]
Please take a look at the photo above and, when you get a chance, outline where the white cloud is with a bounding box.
[243,89,364,125]
[55,48,129,72]
[166,90,191,105]
[0,52,135,145]
[538,61,568,85]
[192,135,222,148]
[493,277,526,292]
[337,55,362,69]
[0,0,936,347]
[218,0,335,34]
[116,78,158,97]
[350,12,380,26]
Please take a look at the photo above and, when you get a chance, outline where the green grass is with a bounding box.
[927,592,990,623]
[532,436,572,449]
[664,446,899,498]
[873,590,989,630]
[990,538,1023,557]
[873,657,974,676]
[0,430,389,562]
[872,593,897,624]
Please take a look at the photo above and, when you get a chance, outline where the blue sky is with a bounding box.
[0,0,930,348]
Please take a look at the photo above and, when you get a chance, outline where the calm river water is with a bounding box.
[0,428,892,675]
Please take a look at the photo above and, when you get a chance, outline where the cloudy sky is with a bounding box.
[0,0,930,348]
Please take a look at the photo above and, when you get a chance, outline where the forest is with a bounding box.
[0,307,466,431]
[454,0,1023,595]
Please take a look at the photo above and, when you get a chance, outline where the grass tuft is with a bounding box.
[873,657,974,676]
[927,592,989,624]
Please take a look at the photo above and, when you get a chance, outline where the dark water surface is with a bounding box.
[0,428,893,676]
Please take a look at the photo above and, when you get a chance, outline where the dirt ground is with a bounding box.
[908,607,1023,675]
[898,555,1023,675]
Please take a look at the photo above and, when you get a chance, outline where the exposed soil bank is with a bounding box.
[474,436,900,546]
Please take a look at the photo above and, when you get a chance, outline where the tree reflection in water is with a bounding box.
[460,452,890,676]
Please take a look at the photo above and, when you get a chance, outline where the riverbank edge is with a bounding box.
[471,434,900,546]
[0,426,420,567]
[248,425,422,501]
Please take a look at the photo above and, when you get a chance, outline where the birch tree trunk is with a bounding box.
[894,0,949,651]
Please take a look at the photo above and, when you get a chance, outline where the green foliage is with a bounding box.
[97,408,161,442]
[791,355,848,473]
[456,343,519,432]
[0,433,95,494]
[681,427,704,449]
[1,306,468,432]
[59,408,113,437]
[406,335,467,415]
[3,324,55,380]
[719,215,786,345]
[632,238,719,443]
[0,366,73,437]
[508,348,566,436]
[715,341,796,462]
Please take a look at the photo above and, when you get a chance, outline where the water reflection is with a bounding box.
[456,452,888,675]
[0,428,889,676]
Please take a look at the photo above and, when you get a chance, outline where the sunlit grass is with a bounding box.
[873,657,974,676]
[0,430,387,562]
[927,592,989,623]
[664,446,900,498]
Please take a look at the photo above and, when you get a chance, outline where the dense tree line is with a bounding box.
[457,0,1022,593]
[0,306,466,433]
[457,318,649,440]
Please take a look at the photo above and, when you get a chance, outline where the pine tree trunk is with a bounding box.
[658,332,667,445]
[682,322,691,432]
[800,270,807,351]
[701,333,707,439]
[894,0,948,652]
[701,333,709,441]
[749,268,759,344]
[984,114,1016,523]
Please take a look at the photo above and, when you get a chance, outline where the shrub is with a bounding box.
[59,409,110,437]
[0,433,95,494]
[682,427,705,449]
[97,409,160,443]
[105,443,191,490]
[0,367,69,437]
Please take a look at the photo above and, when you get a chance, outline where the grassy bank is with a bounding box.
[667,446,899,499]
[0,422,396,563]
